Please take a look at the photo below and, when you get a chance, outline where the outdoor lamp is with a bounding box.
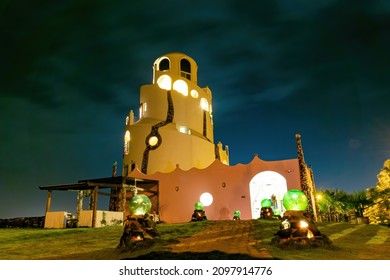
[282,189,308,211]
[261,198,272,208]
[129,194,152,215]
[233,210,241,220]
[194,201,204,211]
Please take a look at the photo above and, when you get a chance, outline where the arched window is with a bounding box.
[173,79,188,96]
[200,98,209,111]
[159,58,170,71]
[180,59,191,80]
[157,75,172,90]
[124,131,130,155]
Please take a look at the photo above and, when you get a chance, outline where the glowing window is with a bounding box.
[148,136,158,146]
[190,89,199,98]
[126,116,129,125]
[200,98,209,111]
[157,75,172,90]
[173,79,188,96]
[159,58,170,71]
[124,131,130,155]
[178,125,191,135]
[200,192,213,206]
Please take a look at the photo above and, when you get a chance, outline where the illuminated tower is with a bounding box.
[123,52,229,175]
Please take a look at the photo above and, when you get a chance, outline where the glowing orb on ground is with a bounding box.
[282,189,308,211]
[261,199,272,208]
[200,192,213,206]
[194,201,204,211]
[129,194,152,215]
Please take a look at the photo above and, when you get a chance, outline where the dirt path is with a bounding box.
[169,220,272,259]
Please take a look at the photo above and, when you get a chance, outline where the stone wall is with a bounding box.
[0,216,45,228]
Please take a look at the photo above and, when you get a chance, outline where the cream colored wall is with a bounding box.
[95,211,123,227]
[44,211,67,229]
[78,210,123,228]
[78,210,93,227]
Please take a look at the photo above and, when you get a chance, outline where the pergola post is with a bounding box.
[92,186,98,227]
[76,190,83,227]
[45,190,52,213]
[122,180,127,222]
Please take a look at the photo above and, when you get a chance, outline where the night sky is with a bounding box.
[1,0,390,218]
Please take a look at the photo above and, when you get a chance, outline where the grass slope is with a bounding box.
[0,220,388,260]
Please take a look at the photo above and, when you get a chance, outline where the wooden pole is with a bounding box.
[76,190,83,227]
[92,186,98,227]
[45,190,52,213]
[121,179,127,222]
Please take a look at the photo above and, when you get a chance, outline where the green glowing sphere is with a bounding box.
[194,201,204,211]
[282,190,308,211]
[129,194,152,215]
[261,199,272,208]
[233,210,241,217]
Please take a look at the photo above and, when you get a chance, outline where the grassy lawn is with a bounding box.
[252,220,390,260]
[0,220,388,260]
[0,222,207,260]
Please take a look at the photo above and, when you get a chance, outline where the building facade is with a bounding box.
[120,52,317,223]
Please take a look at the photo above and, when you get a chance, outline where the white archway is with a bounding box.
[249,171,288,219]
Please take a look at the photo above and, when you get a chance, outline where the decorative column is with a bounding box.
[296,134,319,221]
[109,161,118,211]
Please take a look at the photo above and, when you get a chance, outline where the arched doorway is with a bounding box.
[249,171,287,219]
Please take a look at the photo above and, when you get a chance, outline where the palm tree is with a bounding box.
[346,190,372,218]
[316,188,348,221]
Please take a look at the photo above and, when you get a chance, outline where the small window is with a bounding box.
[180,59,191,73]
[180,59,191,80]
[177,125,191,135]
[159,58,170,71]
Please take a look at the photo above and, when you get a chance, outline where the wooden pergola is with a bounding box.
[39,176,159,227]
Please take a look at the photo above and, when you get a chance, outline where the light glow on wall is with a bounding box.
[200,192,213,206]
[157,75,172,90]
[173,79,188,96]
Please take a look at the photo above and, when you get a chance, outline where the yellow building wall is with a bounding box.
[123,52,226,175]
